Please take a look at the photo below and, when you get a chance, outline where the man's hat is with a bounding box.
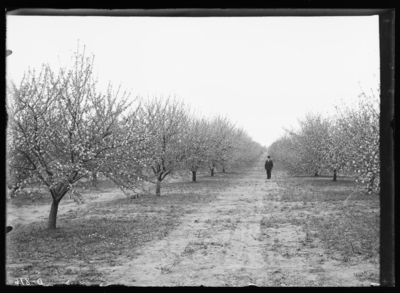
[267,156,270,158]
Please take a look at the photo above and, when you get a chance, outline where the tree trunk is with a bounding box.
[8,185,19,198]
[48,184,69,229]
[48,199,60,229]
[314,171,319,177]
[333,169,337,181]
[91,172,98,187]
[211,168,214,177]
[222,167,225,173]
[192,171,196,182]
[368,174,376,191]
[156,180,161,196]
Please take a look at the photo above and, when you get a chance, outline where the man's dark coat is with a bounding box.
[265,159,273,170]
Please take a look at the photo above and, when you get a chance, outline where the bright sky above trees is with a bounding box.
[6,15,379,147]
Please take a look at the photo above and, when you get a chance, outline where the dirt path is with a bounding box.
[97,158,295,286]
[7,156,376,286]
[97,156,375,287]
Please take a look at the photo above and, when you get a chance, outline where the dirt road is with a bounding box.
[7,156,376,286]
[98,163,270,286]
[93,156,363,286]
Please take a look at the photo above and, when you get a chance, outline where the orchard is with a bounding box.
[268,91,380,194]
[6,47,263,229]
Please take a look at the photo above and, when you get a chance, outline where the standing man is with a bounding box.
[265,156,273,179]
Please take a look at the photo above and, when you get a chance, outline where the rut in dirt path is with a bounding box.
[100,158,274,286]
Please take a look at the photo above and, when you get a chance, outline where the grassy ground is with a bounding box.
[6,162,380,286]
[260,163,380,286]
[6,171,235,285]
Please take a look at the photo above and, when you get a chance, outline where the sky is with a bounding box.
[6,15,380,147]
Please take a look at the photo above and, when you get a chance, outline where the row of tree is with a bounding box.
[268,91,380,194]
[6,48,264,229]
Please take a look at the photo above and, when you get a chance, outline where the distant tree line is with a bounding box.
[268,91,380,194]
